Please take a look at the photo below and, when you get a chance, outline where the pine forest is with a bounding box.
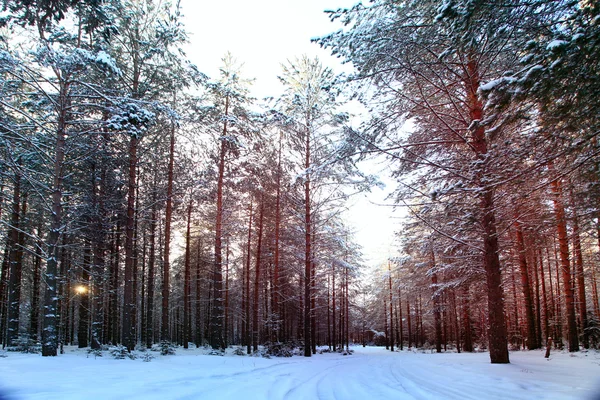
[0,1,599,399]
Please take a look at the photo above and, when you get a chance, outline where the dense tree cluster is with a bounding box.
[0,0,364,357]
[2,0,599,367]
[320,0,600,363]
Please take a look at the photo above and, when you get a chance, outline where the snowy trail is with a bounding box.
[1,346,599,399]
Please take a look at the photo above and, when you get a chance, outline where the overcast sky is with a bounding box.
[179,0,400,268]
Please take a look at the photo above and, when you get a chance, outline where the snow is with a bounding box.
[1,346,598,399]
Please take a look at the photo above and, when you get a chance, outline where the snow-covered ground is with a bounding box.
[0,346,598,400]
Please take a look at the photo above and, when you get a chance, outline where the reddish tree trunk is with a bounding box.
[466,58,509,363]
[570,192,588,348]
[514,219,539,349]
[388,262,395,351]
[145,187,157,349]
[304,124,312,357]
[550,176,579,351]
[183,201,192,349]
[245,201,253,354]
[539,249,550,346]
[6,173,22,346]
[253,199,264,352]
[211,96,228,350]
[162,120,176,343]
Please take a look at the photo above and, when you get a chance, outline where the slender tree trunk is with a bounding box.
[253,199,264,352]
[332,262,336,351]
[383,296,388,349]
[398,286,403,350]
[592,227,600,320]
[162,119,176,343]
[550,175,579,351]
[570,192,588,348]
[303,123,312,357]
[6,173,22,346]
[122,131,137,351]
[510,262,520,344]
[145,188,157,349]
[533,247,542,348]
[407,294,412,349]
[273,133,282,340]
[43,79,70,357]
[78,247,91,348]
[245,201,253,354]
[183,200,192,349]
[430,249,442,353]
[514,219,538,349]
[539,249,550,346]
[30,219,43,341]
[194,239,202,347]
[462,286,473,352]
[451,291,461,353]
[224,240,230,348]
[388,262,394,351]
[211,96,229,350]
[345,265,349,350]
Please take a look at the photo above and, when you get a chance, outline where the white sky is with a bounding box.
[179,0,400,268]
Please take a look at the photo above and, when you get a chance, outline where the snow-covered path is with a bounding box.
[1,346,598,399]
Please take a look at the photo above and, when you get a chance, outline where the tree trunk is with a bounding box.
[533,246,542,348]
[466,58,509,363]
[550,175,579,351]
[388,262,395,352]
[162,119,176,343]
[462,286,473,352]
[384,297,389,349]
[30,219,43,341]
[303,121,312,357]
[211,95,229,350]
[332,261,336,351]
[145,187,157,349]
[539,249,550,346]
[78,248,91,348]
[122,132,137,351]
[42,79,70,357]
[407,294,412,349]
[253,198,264,353]
[398,286,404,350]
[570,191,588,349]
[6,173,22,346]
[183,200,192,349]
[514,219,539,349]
[245,201,253,354]
[273,133,282,340]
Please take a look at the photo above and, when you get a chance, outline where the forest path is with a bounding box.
[0,346,598,399]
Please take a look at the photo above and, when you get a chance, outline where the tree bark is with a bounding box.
[466,58,509,363]
[211,95,229,350]
[388,261,395,352]
[304,120,312,357]
[183,200,192,349]
[42,79,70,357]
[162,119,176,343]
[122,132,137,351]
[245,201,253,354]
[570,191,588,348]
[145,186,157,349]
[514,219,539,349]
[253,199,264,352]
[6,173,22,346]
[550,175,579,351]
